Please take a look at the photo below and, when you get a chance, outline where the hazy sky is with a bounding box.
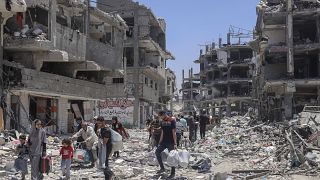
[93,0,260,88]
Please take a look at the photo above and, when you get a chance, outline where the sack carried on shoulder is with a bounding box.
[110,129,122,142]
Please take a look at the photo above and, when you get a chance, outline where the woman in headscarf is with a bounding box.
[28,119,47,180]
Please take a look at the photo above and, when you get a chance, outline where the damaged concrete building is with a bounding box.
[97,0,176,127]
[252,0,320,121]
[181,68,201,113]
[189,31,254,117]
[1,0,128,133]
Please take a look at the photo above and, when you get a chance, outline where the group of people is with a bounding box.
[147,111,211,148]
[146,110,211,178]
[13,110,212,180]
[14,116,127,180]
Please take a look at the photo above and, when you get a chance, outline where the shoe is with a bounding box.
[168,174,175,179]
[156,169,165,174]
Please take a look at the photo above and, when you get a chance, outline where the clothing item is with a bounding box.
[99,127,112,146]
[29,120,47,156]
[160,117,176,144]
[16,143,29,159]
[61,159,71,179]
[176,121,186,134]
[200,125,206,139]
[150,120,162,135]
[153,134,161,147]
[30,155,43,180]
[155,143,175,176]
[60,146,73,159]
[179,118,187,128]
[112,122,128,138]
[14,157,28,174]
[72,126,98,150]
[176,133,182,147]
[199,115,209,126]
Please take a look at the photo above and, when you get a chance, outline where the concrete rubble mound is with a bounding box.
[0,114,318,179]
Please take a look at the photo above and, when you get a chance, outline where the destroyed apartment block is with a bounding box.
[187,32,254,117]
[181,68,201,113]
[98,0,176,128]
[1,0,128,134]
[252,0,320,122]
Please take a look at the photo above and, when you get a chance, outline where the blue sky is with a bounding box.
[93,0,260,88]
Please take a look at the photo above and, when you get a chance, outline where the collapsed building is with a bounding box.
[252,0,320,121]
[185,31,253,117]
[181,68,201,113]
[97,0,176,128]
[1,0,128,133]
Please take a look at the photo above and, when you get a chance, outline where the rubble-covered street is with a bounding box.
[1,114,320,180]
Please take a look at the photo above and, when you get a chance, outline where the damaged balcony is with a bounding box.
[3,62,108,100]
[139,37,174,60]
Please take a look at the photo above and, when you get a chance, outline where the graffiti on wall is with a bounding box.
[97,98,134,126]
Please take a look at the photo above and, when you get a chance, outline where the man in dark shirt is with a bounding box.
[199,111,209,139]
[96,117,112,168]
[155,111,177,179]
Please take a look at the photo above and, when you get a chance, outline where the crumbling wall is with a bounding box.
[55,24,86,61]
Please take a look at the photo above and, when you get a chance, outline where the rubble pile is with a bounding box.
[0,116,320,179]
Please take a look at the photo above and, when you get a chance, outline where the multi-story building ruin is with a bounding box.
[181,68,201,113]
[1,0,127,133]
[193,32,254,117]
[252,0,320,121]
[97,0,175,127]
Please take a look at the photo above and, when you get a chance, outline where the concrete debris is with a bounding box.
[0,114,317,179]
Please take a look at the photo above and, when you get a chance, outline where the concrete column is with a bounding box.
[0,14,4,111]
[19,92,30,132]
[226,102,231,117]
[132,9,140,128]
[316,18,320,77]
[5,93,11,130]
[286,0,294,76]
[48,0,57,45]
[284,93,293,120]
[57,98,68,134]
[317,86,320,105]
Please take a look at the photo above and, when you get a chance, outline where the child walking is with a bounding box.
[14,134,29,180]
[60,138,73,180]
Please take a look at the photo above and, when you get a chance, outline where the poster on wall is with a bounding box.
[97,98,134,126]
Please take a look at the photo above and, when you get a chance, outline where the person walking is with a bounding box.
[199,111,209,139]
[59,138,73,180]
[71,122,98,167]
[187,112,196,142]
[176,118,186,147]
[111,116,128,158]
[96,116,112,168]
[28,119,47,180]
[179,115,187,128]
[150,116,162,147]
[155,110,177,179]
[14,134,29,180]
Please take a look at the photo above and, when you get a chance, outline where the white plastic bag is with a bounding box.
[161,149,169,162]
[148,149,159,166]
[178,149,190,168]
[111,129,122,142]
[112,141,124,153]
[167,150,179,167]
